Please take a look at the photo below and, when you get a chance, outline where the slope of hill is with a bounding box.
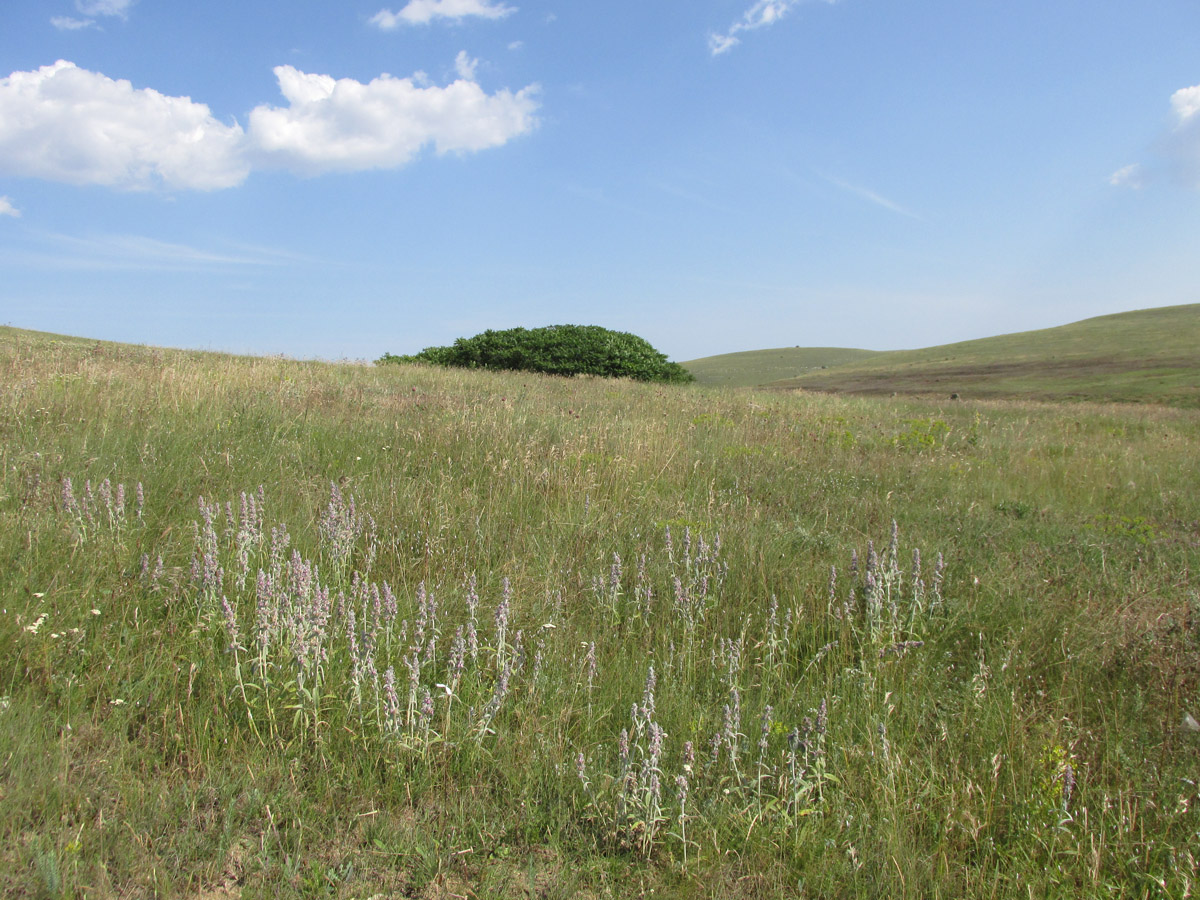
[783,303,1200,404]
[682,346,878,387]
[696,305,1200,406]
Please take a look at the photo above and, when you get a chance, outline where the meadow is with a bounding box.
[1,325,1198,899]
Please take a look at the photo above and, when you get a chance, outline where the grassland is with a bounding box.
[687,304,1200,407]
[681,348,878,389]
[1,325,1198,899]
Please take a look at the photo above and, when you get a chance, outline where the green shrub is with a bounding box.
[377,325,694,384]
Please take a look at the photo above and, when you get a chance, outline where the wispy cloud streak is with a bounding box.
[709,0,839,56]
[51,0,134,30]
[0,231,310,272]
[369,0,515,29]
[820,172,924,220]
[50,16,94,30]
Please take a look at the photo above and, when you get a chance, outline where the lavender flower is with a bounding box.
[221,596,240,651]
[383,666,401,734]
[576,750,588,783]
[642,664,657,722]
[419,688,435,730]
[61,476,76,514]
[405,649,420,727]
[494,577,511,668]
[382,582,397,621]
[759,705,773,753]
[82,480,95,525]
[192,496,224,604]
[585,641,597,699]
[449,626,466,687]
[675,773,689,804]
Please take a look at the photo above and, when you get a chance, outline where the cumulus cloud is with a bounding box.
[369,0,515,29]
[0,59,538,191]
[709,0,838,55]
[248,63,538,174]
[0,60,250,190]
[1170,84,1200,124]
[0,195,20,217]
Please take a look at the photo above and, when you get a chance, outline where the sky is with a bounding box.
[2,0,1200,362]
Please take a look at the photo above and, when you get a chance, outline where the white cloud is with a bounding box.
[1113,82,1200,190]
[1164,84,1200,188]
[708,33,740,55]
[369,0,515,29]
[248,64,539,174]
[53,0,133,28]
[0,196,20,217]
[1170,84,1200,123]
[710,0,838,56]
[75,0,133,17]
[0,59,538,191]
[50,16,95,30]
[0,61,249,190]
[454,50,479,81]
[1108,164,1143,189]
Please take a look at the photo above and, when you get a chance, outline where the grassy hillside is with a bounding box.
[1,325,1198,898]
[772,304,1200,405]
[683,347,878,388]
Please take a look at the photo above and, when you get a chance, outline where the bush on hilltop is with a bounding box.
[377,324,694,384]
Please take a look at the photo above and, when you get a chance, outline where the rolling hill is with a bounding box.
[680,346,879,388]
[685,304,1200,405]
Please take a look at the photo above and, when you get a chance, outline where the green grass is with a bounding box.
[682,347,878,388]
[688,304,1200,406]
[1,325,1198,898]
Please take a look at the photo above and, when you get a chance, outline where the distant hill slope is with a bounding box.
[772,303,1200,406]
[682,346,878,388]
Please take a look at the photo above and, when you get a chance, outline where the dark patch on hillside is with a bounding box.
[777,354,1200,404]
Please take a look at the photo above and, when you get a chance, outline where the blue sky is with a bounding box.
[2,0,1199,361]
